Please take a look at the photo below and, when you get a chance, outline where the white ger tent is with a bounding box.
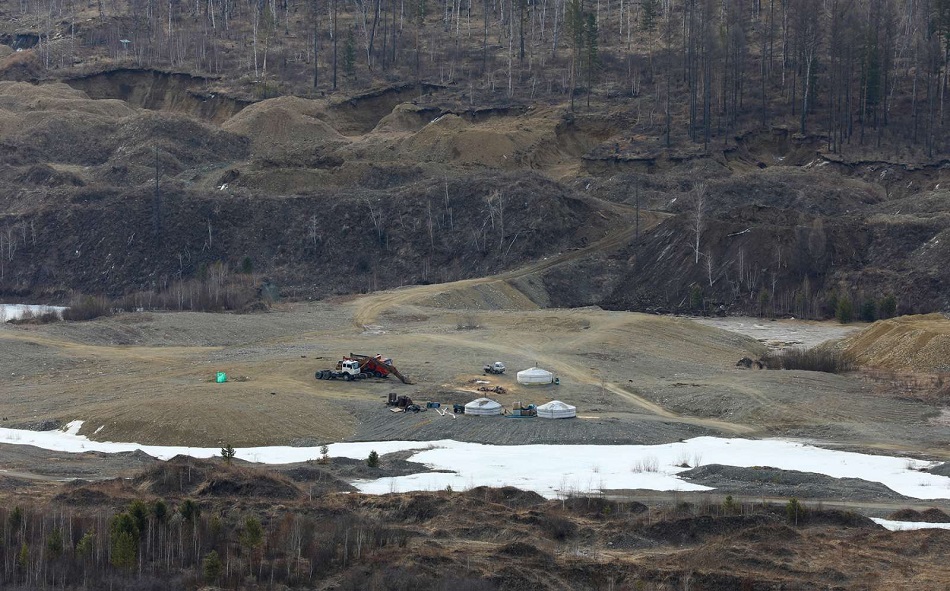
[517,367,554,385]
[537,400,576,419]
[464,397,503,416]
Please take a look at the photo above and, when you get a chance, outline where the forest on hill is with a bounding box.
[5,0,950,159]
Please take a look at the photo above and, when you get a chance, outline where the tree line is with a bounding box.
[0,500,415,589]
[12,0,950,154]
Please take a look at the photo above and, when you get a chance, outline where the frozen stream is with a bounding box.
[0,303,66,322]
[1,421,949,503]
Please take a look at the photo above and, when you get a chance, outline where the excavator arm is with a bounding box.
[350,353,413,384]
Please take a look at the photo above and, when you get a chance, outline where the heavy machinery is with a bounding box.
[315,353,412,384]
[483,361,506,375]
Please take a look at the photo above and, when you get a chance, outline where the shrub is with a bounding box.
[202,550,222,583]
[689,284,703,311]
[221,444,236,465]
[761,347,854,373]
[836,295,853,324]
[860,299,876,322]
[538,514,577,540]
[787,497,806,525]
[366,450,380,468]
[879,294,897,319]
[178,499,200,523]
[62,295,112,321]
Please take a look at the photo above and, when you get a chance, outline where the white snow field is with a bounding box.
[0,421,948,500]
[871,518,950,531]
[0,303,66,322]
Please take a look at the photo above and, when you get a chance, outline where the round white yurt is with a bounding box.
[537,400,576,419]
[464,397,503,416]
[517,367,554,385]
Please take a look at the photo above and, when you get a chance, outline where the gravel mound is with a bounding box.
[681,464,909,501]
[929,463,950,477]
[888,508,950,523]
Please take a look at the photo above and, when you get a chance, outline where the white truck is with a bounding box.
[483,361,506,375]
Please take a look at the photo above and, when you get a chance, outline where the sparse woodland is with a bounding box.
[8,0,950,157]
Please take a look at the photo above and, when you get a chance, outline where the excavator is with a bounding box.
[349,353,413,384]
[314,353,412,384]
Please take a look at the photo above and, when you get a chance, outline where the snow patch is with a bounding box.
[0,424,947,500]
[871,518,950,532]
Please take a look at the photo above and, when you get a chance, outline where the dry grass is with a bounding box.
[840,314,950,373]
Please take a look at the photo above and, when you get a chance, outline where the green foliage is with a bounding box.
[46,528,63,561]
[75,530,95,558]
[343,29,356,77]
[860,299,876,322]
[757,289,770,316]
[641,0,659,31]
[17,542,28,570]
[240,256,254,274]
[689,284,703,311]
[240,516,265,552]
[879,294,897,319]
[722,495,739,514]
[203,550,223,583]
[9,506,22,533]
[835,295,853,324]
[320,443,330,463]
[786,497,806,525]
[221,443,236,465]
[128,499,149,533]
[584,12,601,79]
[152,499,168,524]
[109,513,139,569]
[367,450,380,468]
[178,499,200,523]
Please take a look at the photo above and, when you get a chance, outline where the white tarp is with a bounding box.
[517,367,554,385]
[537,400,576,419]
[464,397,502,416]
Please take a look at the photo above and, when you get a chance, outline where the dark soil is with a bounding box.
[679,464,912,502]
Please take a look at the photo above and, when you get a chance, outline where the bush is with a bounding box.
[761,347,854,373]
[860,300,876,322]
[786,497,806,525]
[689,284,703,311]
[835,295,853,324]
[62,295,112,321]
[202,550,222,583]
[538,514,577,540]
[879,294,897,319]
[366,450,380,468]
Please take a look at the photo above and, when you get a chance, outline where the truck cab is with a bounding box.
[341,360,361,375]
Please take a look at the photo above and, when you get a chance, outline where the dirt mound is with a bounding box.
[887,508,950,523]
[839,314,950,372]
[398,494,449,522]
[496,541,551,560]
[464,486,546,508]
[222,95,346,162]
[132,455,299,499]
[0,81,134,118]
[193,471,301,500]
[681,464,908,501]
[929,463,950,476]
[401,112,553,169]
[372,103,440,133]
[642,514,777,544]
[0,50,41,81]
[559,495,647,518]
